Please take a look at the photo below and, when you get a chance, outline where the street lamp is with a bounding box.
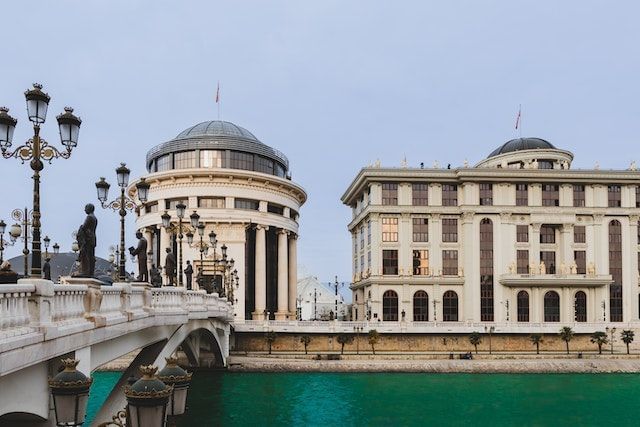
[48,358,92,427]
[157,356,192,420]
[95,163,147,281]
[0,219,21,263]
[124,366,173,427]
[484,325,496,354]
[1,84,81,277]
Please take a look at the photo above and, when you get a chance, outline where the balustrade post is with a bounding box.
[24,279,54,328]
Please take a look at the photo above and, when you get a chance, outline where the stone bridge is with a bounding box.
[0,278,234,426]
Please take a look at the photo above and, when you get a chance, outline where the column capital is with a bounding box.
[278,229,290,236]
[255,224,269,231]
[288,232,298,240]
[531,223,542,232]
[629,215,640,223]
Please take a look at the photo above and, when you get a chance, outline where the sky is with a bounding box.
[1,1,639,282]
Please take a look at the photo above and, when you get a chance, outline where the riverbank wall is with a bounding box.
[232,332,627,354]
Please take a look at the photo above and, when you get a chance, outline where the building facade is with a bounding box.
[297,276,351,321]
[129,120,306,321]
[342,137,640,325]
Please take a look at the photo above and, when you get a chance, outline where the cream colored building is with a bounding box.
[342,138,640,325]
[129,120,306,321]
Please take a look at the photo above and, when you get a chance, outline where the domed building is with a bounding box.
[342,137,640,327]
[129,120,306,321]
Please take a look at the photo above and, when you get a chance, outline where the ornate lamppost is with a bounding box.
[0,84,82,277]
[185,220,217,290]
[0,219,21,263]
[48,359,92,427]
[10,208,33,275]
[160,203,190,287]
[95,165,150,281]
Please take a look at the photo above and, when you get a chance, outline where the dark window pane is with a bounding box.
[413,291,429,321]
[517,291,529,322]
[382,290,398,321]
[544,291,560,322]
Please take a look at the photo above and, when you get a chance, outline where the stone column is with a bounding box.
[560,224,573,271]
[275,229,289,320]
[252,225,267,320]
[288,234,298,318]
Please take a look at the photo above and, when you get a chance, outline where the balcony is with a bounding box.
[499,273,613,287]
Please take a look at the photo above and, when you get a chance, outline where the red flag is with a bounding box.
[216,82,220,104]
[515,106,521,129]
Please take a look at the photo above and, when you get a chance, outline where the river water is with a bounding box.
[87,371,640,426]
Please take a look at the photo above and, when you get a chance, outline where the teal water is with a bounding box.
[88,371,640,426]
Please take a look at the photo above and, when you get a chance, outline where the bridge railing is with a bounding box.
[0,279,234,346]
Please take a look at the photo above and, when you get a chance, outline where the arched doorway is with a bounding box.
[413,291,429,321]
[442,291,458,321]
[574,291,587,322]
[382,290,398,321]
[517,290,529,322]
[544,291,560,322]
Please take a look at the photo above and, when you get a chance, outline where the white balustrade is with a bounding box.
[52,285,88,325]
[99,286,124,317]
[149,287,186,313]
[130,287,146,312]
[0,285,35,332]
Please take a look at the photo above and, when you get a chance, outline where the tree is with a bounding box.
[590,331,608,354]
[300,335,312,354]
[368,329,380,355]
[529,333,543,355]
[265,331,277,355]
[621,330,635,355]
[469,332,481,354]
[559,327,574,354]
[336,333,354,355]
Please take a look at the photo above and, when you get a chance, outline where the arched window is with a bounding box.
[442,291,458,321]
[382,290,398,321]
[517,291,529,322]
[544,291,560,322]
[575,291,587,322]
[609,220,623,322]
[480,218,494,321]
[413,291,429,321]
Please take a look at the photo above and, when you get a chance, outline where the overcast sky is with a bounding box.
[1,1,639,281]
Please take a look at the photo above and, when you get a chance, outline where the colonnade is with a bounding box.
[252,225,298,320]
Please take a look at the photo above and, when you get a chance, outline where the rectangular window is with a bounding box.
[367,251,371,270]
[479,183,493,206]
[412,250,429,275]
[381,217,398,242]
[574,226,586,244]
[412,218,429,242]
[200,150,224,168]
[156,154,172,172]
[198,197,225,209]
[538,160,554,169]
[381,183,398,206]
[542,184,559,206]
[165,198,187,210]
[516,225,529,243]
[516,184,528,206]
[412,183,429,206]
[442,218,458,242]
[573,185,585,207]
[255,156,274,175]
[382,250,398,275]
[360,254,364,272]
[367,221,371,245]
[517,250,529,274]
[174,151,196,169]
[234,198,259,210]
[267,203,284,215]
[540,225,556,244]
[442,250,458,276]
[360,225,365,249]
[574,250,586,274]
[229,151,254,171]
[442,184,458,206]
[540,251,556,274]
[636,186,640,208]
[608,185,622,207]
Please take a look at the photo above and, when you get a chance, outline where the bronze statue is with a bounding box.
[184,260,193,290]
[164,247,176,286]
[43,257,51,280]
[150,264,162,287]
[76,203,98,278]
[128,231,148,282]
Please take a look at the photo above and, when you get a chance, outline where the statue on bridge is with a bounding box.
[164,247,176,286]
[75,204,98,278]
[129,231,148,282]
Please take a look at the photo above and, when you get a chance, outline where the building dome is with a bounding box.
[487,137,556,158]
[145,120,289,177]
[175,120,259,141]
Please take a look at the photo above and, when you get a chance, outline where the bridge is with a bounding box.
[0,278,233,426]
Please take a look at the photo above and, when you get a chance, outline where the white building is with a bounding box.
[342,137,640,325]
[297,276,350,320]
[129,120,306,320]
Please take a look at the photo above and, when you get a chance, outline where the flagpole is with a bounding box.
[519,104,522,138]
